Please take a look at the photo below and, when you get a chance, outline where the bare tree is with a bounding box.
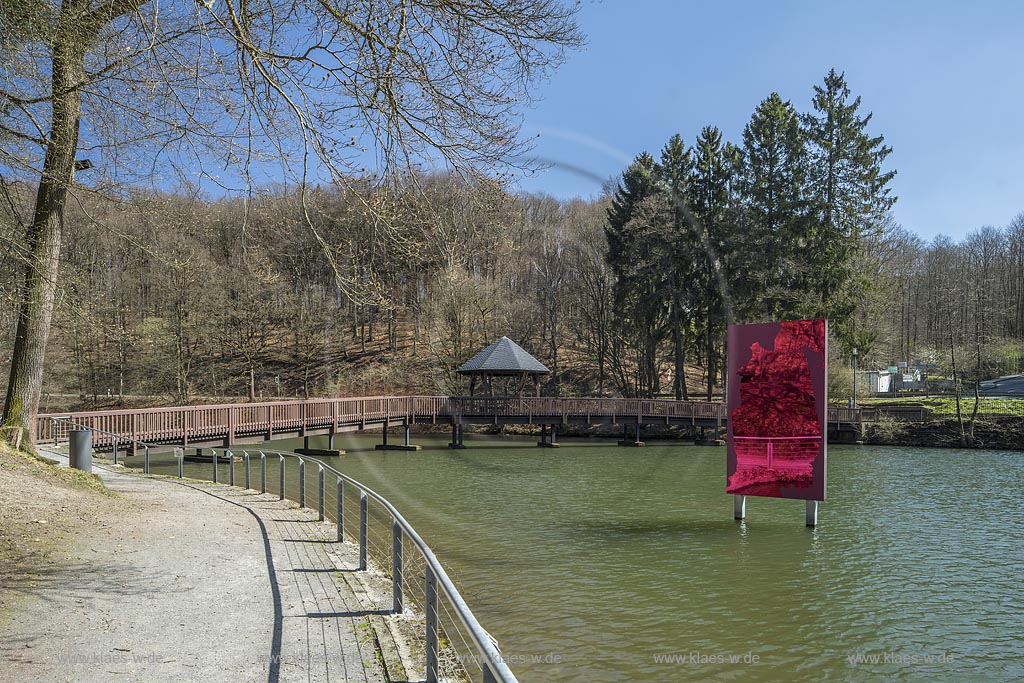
[0,0,581,447]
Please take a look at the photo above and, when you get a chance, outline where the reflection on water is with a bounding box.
[151,435,1024,682]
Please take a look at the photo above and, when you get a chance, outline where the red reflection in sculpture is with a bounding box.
[726,319,826,500]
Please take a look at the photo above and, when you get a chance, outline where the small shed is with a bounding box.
[457,337,549,397]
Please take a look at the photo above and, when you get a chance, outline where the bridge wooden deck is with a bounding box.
[36,396,864,449]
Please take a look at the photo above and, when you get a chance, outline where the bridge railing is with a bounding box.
[37,396,863,445]
[446,396,728,421]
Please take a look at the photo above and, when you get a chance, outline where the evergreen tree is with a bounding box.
[689,126,733,397]
[741,92,811,318]
[690,127,730,221]
[606,152,659,252]
[658,134,695,399]
[605,152,666,397]
[803,69,897,334]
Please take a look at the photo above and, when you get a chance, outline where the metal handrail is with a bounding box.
[256,449,517,683]
[63,421,517,683]
[49,416,222,476]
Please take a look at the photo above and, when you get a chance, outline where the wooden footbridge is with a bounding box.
[36,396,864,451]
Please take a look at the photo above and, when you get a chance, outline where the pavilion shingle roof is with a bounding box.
[456,337,549,375]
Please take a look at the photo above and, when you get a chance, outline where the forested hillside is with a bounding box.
[1,71,1021,407]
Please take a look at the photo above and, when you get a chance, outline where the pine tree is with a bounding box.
[605,152,666,397]
[658,134,695,399]
[606,152,659,251]
[689,126,733,397]
[741,92,810,318]
[803,69,897,329]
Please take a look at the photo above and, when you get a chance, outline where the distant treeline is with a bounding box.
[0,71,1019,405]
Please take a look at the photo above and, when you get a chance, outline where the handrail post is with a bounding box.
[359,492,368,570]
[279,455,285,500]
[392,519,403,613]
[144,445,150,474]
[228,450,235,487]
[260,452,267,493]
[212,448,219,483]
[336,478,344,542]
[244,452,251,490]
[317,465,325,521]
[299,459,306,508]
[425,565,439,683]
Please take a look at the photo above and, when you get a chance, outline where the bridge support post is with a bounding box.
[537,423,560,448]
[328,432,334,450]
[805,500,818,527]
[696,423,724,447]
[448,423,465,449]
[303,435,310,450]
[617,422,644,447]
[378,419,422,450]
[734,495,746,520]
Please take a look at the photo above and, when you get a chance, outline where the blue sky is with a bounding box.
[513,0,1024,240]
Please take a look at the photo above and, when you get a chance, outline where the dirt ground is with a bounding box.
[0,445,123,624]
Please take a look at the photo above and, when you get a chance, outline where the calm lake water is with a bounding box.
[150,435,1024,682]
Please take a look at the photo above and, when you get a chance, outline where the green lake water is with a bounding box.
[147,435,1024,682]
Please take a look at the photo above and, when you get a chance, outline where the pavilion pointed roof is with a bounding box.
[456,337,549,375]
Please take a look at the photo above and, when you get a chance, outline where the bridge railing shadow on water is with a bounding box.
[45,417,515,683]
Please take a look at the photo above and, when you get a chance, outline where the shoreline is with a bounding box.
[457,418,1024,451]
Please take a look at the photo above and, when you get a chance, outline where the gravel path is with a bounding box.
[0,454,401,683]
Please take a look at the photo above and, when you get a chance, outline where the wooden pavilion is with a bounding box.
[456,337,549,397]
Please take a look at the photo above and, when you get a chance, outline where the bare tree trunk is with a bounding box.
[2,10,86,449]
[705,318,715,401]
[671,300,684,401]
[949,319,965,447]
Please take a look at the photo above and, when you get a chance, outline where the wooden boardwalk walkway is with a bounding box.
[36,396,864,449]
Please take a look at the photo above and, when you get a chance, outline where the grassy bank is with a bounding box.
[0,443,112,623]
[862,415,1024,450]
[862,396,1024,418]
